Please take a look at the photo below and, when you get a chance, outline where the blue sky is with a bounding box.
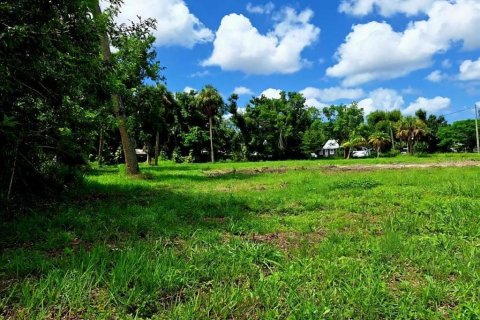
[112,0,480,121]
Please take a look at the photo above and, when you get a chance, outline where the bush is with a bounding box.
[414,142,429,154]
[382,149,400,158]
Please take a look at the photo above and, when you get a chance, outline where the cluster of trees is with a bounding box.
[101,86,476,164]
[1,0,159,208]
[1,1,478,211]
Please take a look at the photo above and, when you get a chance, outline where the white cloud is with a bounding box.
[403,96,451,114]
[358,88,405,114]
[202,8,320,75]
[459,57,480,81]
[305,98,329,109]
[441,59,452,69]
[339,0,436,17]
[104,0,213,48]
[189,70,210,78]
[233,86,254,96]
[402,87,421,95]
[300,86,365,102]
[183,86,196,93]
[426,70,447,82]
[328,0,480,86]
[246,2,275,14]
[260,88,282,99]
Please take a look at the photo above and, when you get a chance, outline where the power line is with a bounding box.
[441,106,475,117]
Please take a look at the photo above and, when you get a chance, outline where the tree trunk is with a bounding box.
[390,126,395,149]
[377,145,380,158]
[98,128,104,166]
[408,140,414,155]
[93,2,139,175]
[146,144,151,165]
[7,142,19,203]
[209,116,214,163]
[154,130,160,166]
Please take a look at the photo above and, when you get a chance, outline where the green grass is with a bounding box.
[1,154,480,319]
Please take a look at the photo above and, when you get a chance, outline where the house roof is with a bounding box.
[323,140,340,150]
[135,149,147,155]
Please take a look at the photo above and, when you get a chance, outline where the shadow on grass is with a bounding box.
[0,170,285,318]
[0,175,253,252]
[139,165,268,183]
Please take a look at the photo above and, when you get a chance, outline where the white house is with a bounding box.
[322,140,340,157]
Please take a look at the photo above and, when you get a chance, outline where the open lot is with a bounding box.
[1,154,480,319]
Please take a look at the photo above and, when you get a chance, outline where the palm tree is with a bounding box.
[196,85,224,163]
[341,135,366,159]
[369,132,390,158]
[396,116,427,155]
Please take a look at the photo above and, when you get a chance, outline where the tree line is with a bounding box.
[1,0,477,211]
[117,87,476,163]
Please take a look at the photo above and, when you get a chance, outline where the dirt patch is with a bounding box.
[204,161,480,177]
[158,289,187,309]
[203,216,226,224]
[388,264,424,294]
[45,309,86,320]
[205,166,303,177]
[1,308,87,320]
[0,278,17,295]
[337,212,384,236]
[322,160,480,172]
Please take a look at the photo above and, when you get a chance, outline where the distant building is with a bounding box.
[322,140,340,157]
[135,149,147,162]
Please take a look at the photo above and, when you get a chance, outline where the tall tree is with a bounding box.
[301,120,326,157]
[196,85,224,163]
[125,84,173,165]
[367,110,401,149]
[323,103,365,144]
[415,109,447,153]
[369,132,390,158]
[396,116,427,154]
[231,92,315,160]
[341,134,366,159]
[91,1,139,175]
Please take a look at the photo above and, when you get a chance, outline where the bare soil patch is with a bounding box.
[323,160,480,172]
[205,160,480,177]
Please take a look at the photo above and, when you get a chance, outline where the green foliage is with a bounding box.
[0,0,162,210]
[369,132,391,157]
[416,110,447,152]
[0,0,104,208]
[196,85,225,118]
[231,91,316,160]
[396,116,428,155]
[438,120,477,152]
[323,102,365,143]
[301,120,326,156]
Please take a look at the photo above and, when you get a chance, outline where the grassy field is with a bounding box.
[1,154,480,319]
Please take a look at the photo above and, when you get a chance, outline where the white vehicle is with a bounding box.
[352,148,371,158]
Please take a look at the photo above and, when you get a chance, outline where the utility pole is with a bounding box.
[475,104,480,154]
